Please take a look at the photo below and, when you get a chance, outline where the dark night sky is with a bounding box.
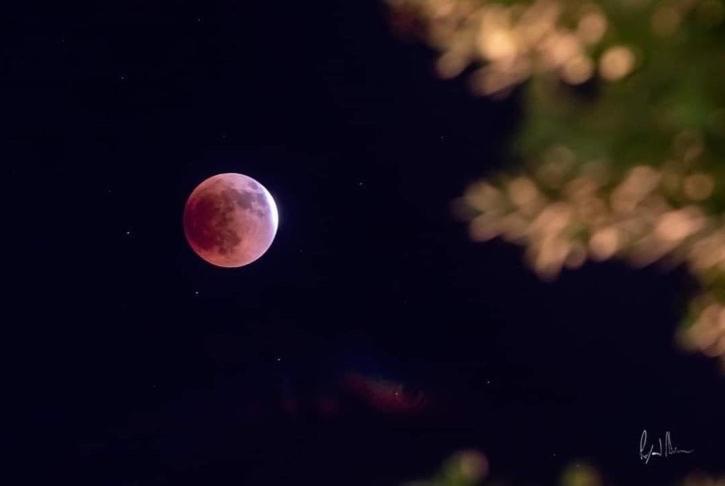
[7,1,724,485]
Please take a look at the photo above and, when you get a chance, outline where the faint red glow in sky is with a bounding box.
[340,372,428,414]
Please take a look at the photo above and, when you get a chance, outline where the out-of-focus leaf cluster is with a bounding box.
[402,451,489,486]
[387,0,725,369]
[403,452,724,485]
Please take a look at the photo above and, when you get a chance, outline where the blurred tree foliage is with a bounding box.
[403,450,724,485]
[386,0,725,369]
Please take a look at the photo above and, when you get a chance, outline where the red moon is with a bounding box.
[183,173,279,268]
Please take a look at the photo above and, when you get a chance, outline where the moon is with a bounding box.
[183,173,279,268]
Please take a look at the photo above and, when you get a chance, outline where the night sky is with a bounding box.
[8,1,724,485]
